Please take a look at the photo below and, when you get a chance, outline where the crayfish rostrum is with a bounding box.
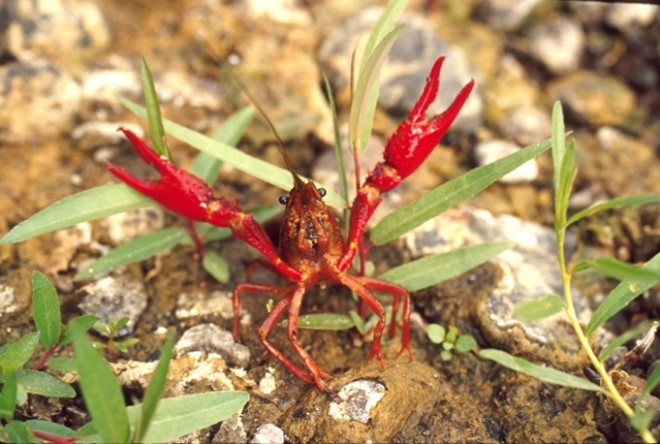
[106,57,474,394]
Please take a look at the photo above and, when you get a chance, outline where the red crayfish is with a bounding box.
[106,57,474,394]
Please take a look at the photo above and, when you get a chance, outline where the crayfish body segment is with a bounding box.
[106,57,473,394]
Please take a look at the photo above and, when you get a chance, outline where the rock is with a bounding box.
[0,284,17,320]
[528,15,585,74]
[498,103,551,146]
[244,0,311,25]
[78,274,148,337]
[0,59,81,143]
[404,206,590,372]
[475,0,542,31]
[3,0,110,62]
[104,207,165,244]
[605,4,658,32]
[249,423,284,444]
[215,416,248,444]
[175,290,236,321]
[175,323,251,368]
[474,139,539,183]
[318,8,482,131]
[71,121,144,152]
[328,379,386,423]
[548,71,636,127]
[80,65,141,120]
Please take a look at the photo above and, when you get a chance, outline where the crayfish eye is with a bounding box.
[278,195,289,205]
[318,187,327,197]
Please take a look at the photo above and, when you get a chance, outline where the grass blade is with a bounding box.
[119,97,344,209]
[75,227,186,280]
[0,371,17,420]
[323,75,349,208]
[202,251,230,284]
[132,392,248,443]
[566,195,660,227]
[0,184,151,244]
[359,0,408,77]
[71,323,130,443]
[513,295,565,323]
[191,106,255,185]
[599,320,654,362]
[133,332,174,443]
[585,252,660,336]
[379,242,512,292]
[32,272,62,347]
[371,139,551,245]
[591,256,660,283]
[59,315,99,346]
[551,101,565,200]
[141,58,170,159]
[16,369,75,398]
[479,348,605,393]
[25,420,75,439]
[349,26,403,154]
[0,332,39,372]
[291,313,355,331]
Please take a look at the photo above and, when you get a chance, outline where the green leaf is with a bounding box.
[349,26,403,154]
[4,421,32,443]
[555,139,577,229]
[566,195,660,227]
[71,323,130,444]
[479,349,605,393]
[323,75,349,209]
[513,295,564,323]
[427,324,445,344]
[133,332,175,443]
[371,140,552,245]
[455,335,477,353]
[440,350,452,361]
[31,272,62,348]
[348,310,367,334]
[0,371,17,420]
[639,362,660,404]
[0,184,151,244]
[75,227,185,280]
[551,101,565,201]
[15,369,75,398]
[141,58,170,159]
[359,0,408,77]
[191,106,255,185]
[379,242,512,292]
[589,256,660,283]
[59,315,99,346]
[202,251,230,284]
[25,419,75,438]
[46,357,77,374]
[119,97,345,209]
[0,332,39,372]
[289,313,355,331]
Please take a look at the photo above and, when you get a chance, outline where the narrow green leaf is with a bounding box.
[16,369,75,398]
[0,184,151,244]
[31,272,62,348]
[455,335,477,353]
[287,313,355,331]
[379,242,512,292]
[349,26,403,154]
[348,310,367,334]
[133,332,175,443]
[0,332,39,372]
[585,252,660,337]
[0,371,17,420]
[75,227,185,280]
[25,419,75,438]
[599,321,653,362]
[59,315,99,346]
[202,251,230,284]
[371,140,551,245]
[566,195,660,227]
[191,106,255,185]
[119,97,345,209]
[359,0,408,77]
[130,391,248,443]
[513,295,565,323]
[551,101,565,199]
[479,348,605,393]
[590,256,660,283]
[71,323,130,444]
[555,139,576,228]
[323,75,350,208]
[46,357,77,374]
[141,58,170,159]
[640,363,660,403]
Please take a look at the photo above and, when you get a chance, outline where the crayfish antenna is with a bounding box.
[231,74,305,189]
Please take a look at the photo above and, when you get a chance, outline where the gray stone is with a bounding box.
[529,16,584,74]
[328,379,386,424]
[477,0,542,31]
[175,323,251,368]
[250,423,284,444]
[474,139,539,183]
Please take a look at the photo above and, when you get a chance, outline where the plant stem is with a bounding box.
[557,228,655,444]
